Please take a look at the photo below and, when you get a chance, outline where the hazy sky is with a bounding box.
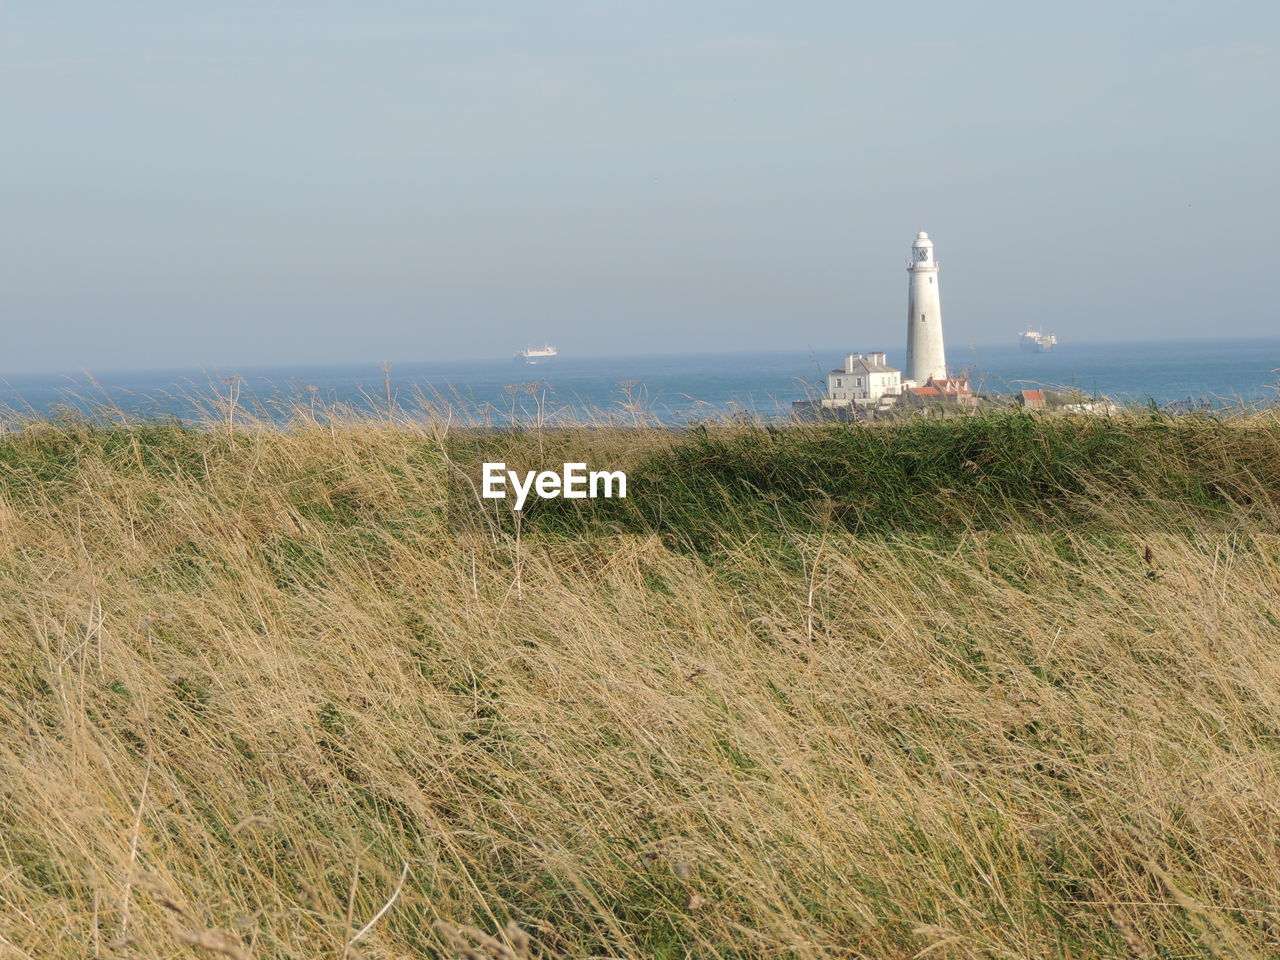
[2,1,1277,372]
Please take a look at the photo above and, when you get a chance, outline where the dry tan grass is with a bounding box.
[0,412,1278,958]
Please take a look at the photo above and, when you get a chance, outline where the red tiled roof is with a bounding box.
[904,376,973,399]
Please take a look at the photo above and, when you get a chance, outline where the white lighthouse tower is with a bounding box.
[904,231,947,384]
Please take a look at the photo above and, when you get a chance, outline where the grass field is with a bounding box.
[1,409,1279,958]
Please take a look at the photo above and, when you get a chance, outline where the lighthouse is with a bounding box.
[904,231,947,384]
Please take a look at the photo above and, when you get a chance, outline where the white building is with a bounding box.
[905,231,947,385]
[824,351,902,409]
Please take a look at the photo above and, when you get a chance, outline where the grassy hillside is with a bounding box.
[1,411,1279,959]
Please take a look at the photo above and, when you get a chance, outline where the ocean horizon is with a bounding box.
[2,336,1278,424]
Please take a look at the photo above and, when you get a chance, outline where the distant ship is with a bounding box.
[515,344,558,365]
[1018,329,1058,353]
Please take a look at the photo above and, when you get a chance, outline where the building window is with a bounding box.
[856,378,863,387]
[836,379,842,387]
[921,314,926,322]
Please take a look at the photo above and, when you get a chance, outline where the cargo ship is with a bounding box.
[515,345,558,365]
[1018,329,1058,353]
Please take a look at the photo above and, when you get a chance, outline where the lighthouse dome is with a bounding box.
[909,230,936,266]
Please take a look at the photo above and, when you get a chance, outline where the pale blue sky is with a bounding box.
[2,1,1276,371]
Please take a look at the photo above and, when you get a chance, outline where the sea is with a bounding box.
[1,338,1277,425]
